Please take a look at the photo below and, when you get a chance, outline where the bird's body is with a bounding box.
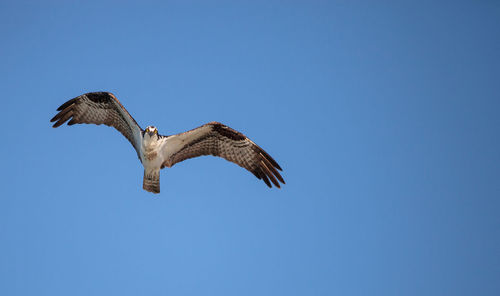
[140,128,165,192]
[50,92,285,193]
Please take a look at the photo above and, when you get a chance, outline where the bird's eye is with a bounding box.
[154,129,158,134]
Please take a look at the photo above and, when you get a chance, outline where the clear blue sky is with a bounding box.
[1,1,499,295]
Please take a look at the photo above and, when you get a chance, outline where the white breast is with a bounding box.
[140,134,164,169]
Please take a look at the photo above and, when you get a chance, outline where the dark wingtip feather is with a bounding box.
[261,156,285,185]
[52,120,64,128]
[261,160,280,188]
[56,98,76,111]
[252,170,262,180]
[52,99,77,127]
[256,168,272,188]
[258,148,282,171]
[52,108,75,128]
[274,171,285,184]
[262,175,272,188]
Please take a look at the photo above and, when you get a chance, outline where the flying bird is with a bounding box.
[50,92,285,193]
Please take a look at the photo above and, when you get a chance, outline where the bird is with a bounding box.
[50,92,285,193]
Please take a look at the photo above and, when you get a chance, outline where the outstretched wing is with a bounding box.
[159,122,285,188]
[50,92,143,155]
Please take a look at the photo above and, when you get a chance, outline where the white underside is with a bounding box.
[140,133,165,173]
[139,124,213,173]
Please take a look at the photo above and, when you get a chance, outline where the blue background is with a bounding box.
[1,1,499,295]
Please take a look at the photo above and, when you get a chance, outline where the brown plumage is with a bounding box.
[51,92,285,193]
[161,122,285,188]
[50,92,142,154]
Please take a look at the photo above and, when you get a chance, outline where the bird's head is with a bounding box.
[145,126,158,137]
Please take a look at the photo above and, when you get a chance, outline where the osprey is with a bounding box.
[50,92,285,193]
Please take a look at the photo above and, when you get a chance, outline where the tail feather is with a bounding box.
[143,170,160,193]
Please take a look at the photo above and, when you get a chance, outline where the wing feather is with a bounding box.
[50,92,143,155]
[159,122,285,188]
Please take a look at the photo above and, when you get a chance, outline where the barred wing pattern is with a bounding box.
[160,122,285,188]
[50,92,143,156]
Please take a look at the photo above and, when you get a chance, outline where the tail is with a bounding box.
[143,170,160,193]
